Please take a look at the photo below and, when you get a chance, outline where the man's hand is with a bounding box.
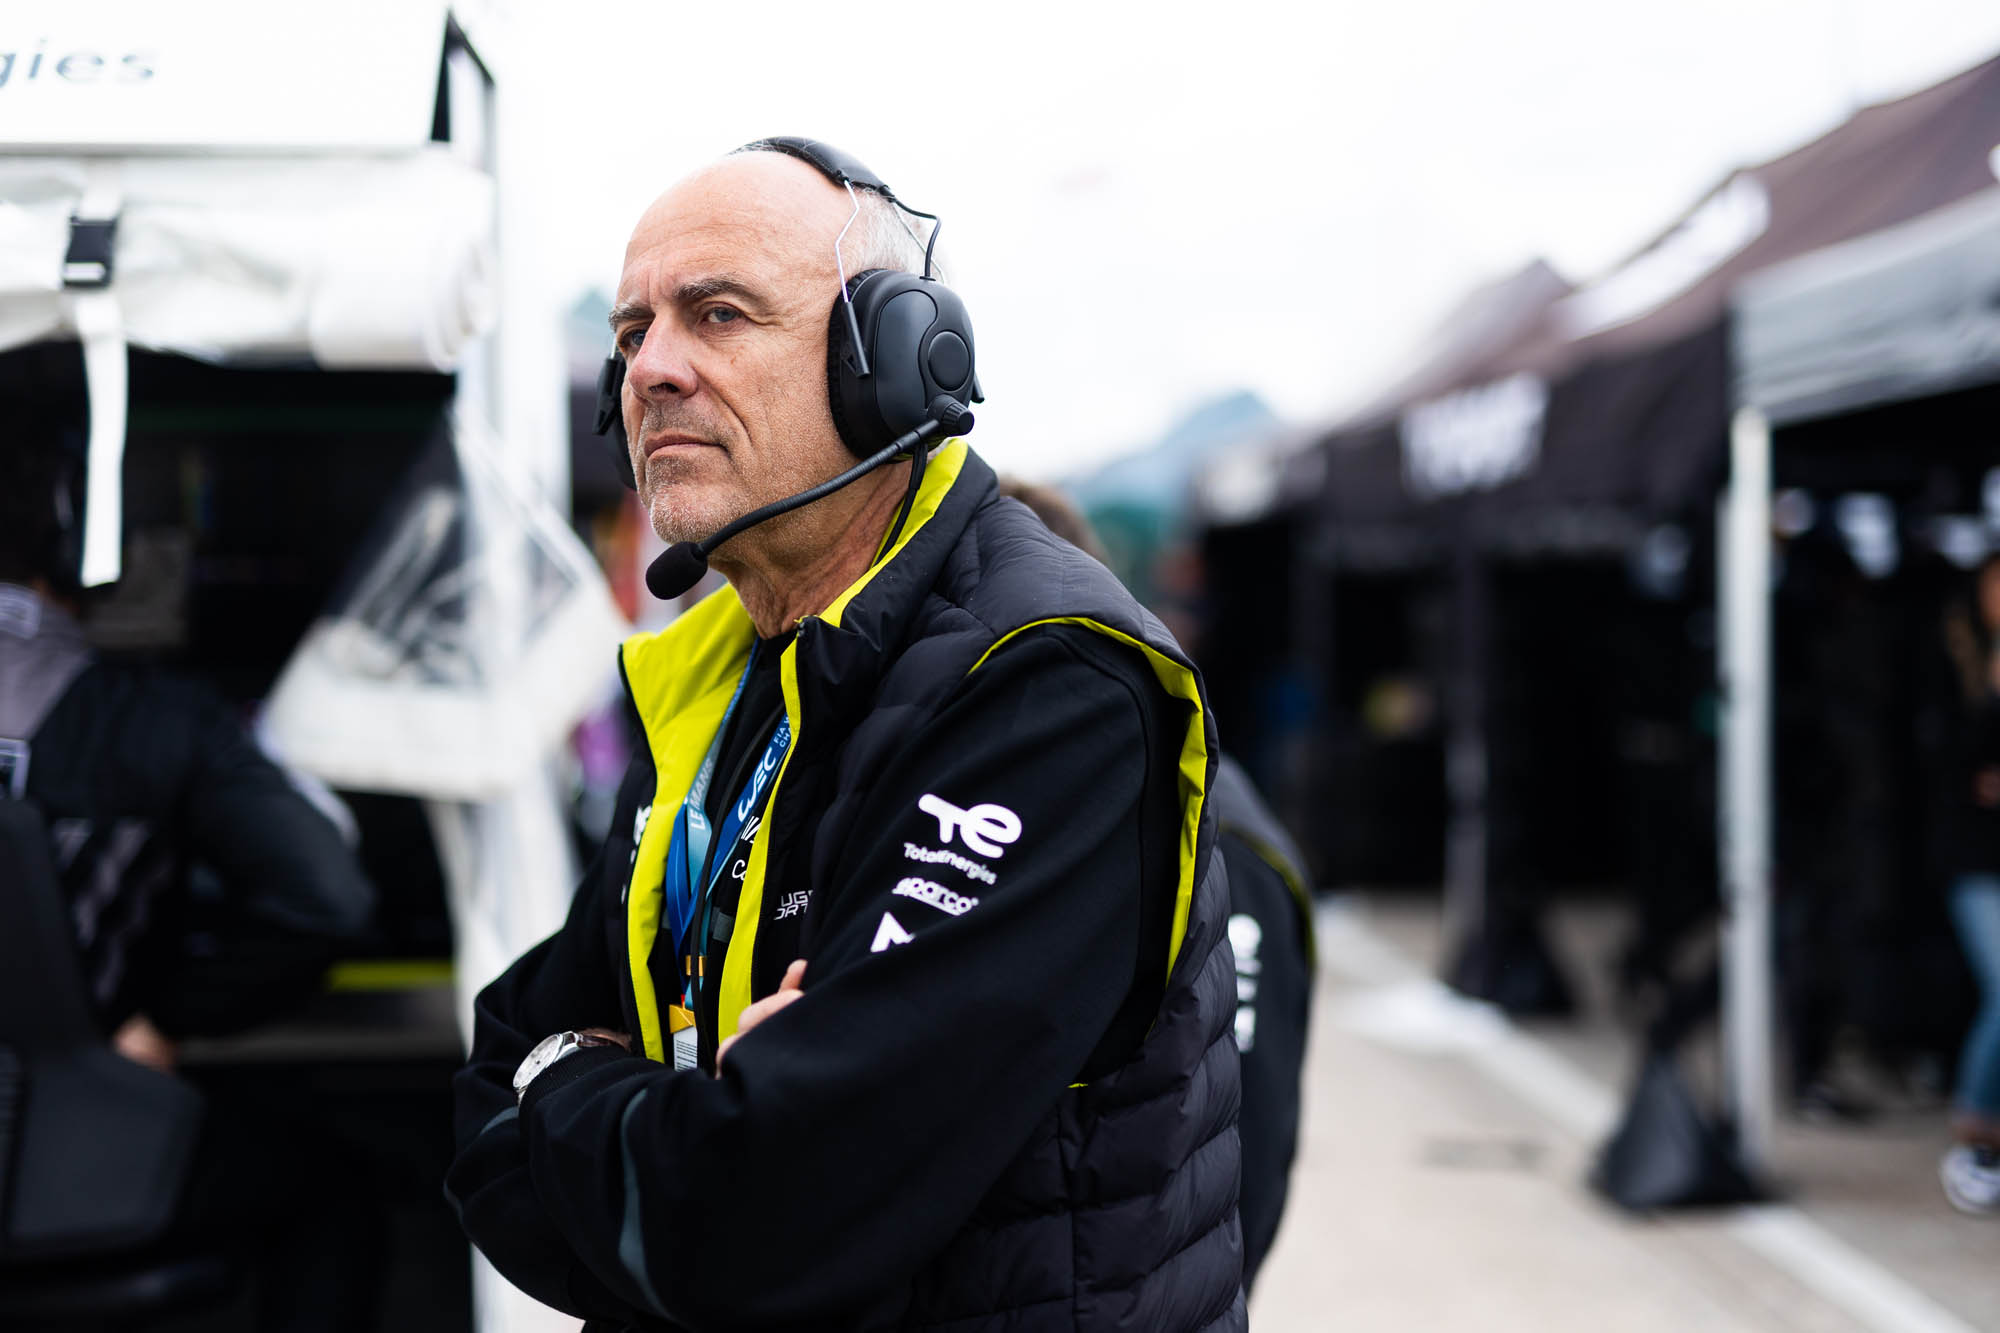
[715,959,806,1072]
[113,1015,178,1072]
[578,1027,632,1051]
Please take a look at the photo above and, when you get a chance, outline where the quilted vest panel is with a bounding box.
[775,460,1246,1332]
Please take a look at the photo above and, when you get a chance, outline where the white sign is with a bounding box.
[0,1,449,152]
[1399,374,1548,500]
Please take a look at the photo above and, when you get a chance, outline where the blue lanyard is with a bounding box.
[662,647,792,1002]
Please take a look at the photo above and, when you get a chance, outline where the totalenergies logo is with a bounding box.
[0,41,154,89]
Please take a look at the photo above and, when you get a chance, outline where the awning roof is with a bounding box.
[1299,52,2000,560]
[1735,186,2000,427]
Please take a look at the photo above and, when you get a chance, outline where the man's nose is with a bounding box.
[628,323,698,402]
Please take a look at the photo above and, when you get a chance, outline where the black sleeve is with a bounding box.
[513,627,1169,1330]
[143,682,377,1037]
[1223,835,1310,1292]
[446,821,651,1325]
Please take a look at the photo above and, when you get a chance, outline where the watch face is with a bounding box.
[515,1031,571,1095]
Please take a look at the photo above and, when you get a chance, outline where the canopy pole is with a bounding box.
[1441,541,1489,977]
[1719,405,1776,1174]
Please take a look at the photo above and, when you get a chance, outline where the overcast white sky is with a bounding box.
[496,0,2000,480]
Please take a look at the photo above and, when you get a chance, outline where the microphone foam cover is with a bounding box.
[647,543,710,601]
[929,395,974,436]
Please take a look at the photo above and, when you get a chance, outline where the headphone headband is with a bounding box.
[734,137,896,200]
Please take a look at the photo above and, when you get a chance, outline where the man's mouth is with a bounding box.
[642,433,721,461]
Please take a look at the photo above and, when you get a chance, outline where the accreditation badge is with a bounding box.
[668,1004,698,1071]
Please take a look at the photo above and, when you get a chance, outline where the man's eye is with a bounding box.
[617,326,647,352]
[702,306,741,325]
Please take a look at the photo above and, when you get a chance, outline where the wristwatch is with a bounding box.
[513,1030,617,1104]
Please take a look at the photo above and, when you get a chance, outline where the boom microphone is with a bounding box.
[645,396,975,601]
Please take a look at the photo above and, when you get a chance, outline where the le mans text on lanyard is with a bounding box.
[662,642,791,1070]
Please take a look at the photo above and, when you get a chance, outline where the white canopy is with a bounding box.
[0,151,495,369]
[0,1,497,588]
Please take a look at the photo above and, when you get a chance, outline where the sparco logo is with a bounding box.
[917,793,1021,858]
[892,877,979,918]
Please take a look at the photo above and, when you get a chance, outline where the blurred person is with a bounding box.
[447,140,1245,1332]
[1773,524,1886,1121]
[992,476,1111,565]
[997,473,1314,1289]
[0,435,381,1327]
[1647,526,1903,1119]
[1936,554,2000,1214]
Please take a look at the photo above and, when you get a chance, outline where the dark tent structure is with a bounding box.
[1203,53,2000,1135]
[1318,50,2000,556]
[1713,180,2000,1173]
[1193,260,1572,885]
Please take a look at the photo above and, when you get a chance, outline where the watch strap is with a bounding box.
[517,1041,629,1118]
[515,1030,621,1103]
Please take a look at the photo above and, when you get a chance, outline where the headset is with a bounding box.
[594,137,983,598]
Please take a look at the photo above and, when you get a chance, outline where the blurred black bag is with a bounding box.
[1591,1046,1766,1212]
[1445,896,1577,1018]
[0,799,203,1262]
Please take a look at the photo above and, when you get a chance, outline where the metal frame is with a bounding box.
[1718,405,1776,1172]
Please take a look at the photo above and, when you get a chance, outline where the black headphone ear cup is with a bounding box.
[828,269,978,458]
[594,353,637,489]
[825,283,867,458]
[826,268,904,457]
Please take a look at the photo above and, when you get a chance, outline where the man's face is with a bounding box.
[610,154,855,547]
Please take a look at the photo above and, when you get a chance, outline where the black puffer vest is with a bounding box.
[620,444,1247,1331]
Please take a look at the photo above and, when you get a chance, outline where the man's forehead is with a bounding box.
[617,153,850,303]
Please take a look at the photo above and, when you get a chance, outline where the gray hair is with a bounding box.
[839,186,949,285]
[729,142,948,284]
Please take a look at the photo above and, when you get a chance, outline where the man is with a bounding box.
[0,434,379,1326]
[447,142,1246,1331]
[0,436,375,1046]
[994,476,1313,1289]
[1209,754,1313,1286]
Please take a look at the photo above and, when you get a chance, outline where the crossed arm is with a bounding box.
[447,628,1171,1329]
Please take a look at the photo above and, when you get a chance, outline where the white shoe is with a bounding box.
[1940,1145,2000,1215]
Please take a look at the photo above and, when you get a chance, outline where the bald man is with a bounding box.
[446,142,1246,1333]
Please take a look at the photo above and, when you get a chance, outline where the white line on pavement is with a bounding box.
[1726,1208,1980,1333]
[1314,897,1983,1333]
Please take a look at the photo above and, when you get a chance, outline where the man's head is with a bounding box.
[0,427,83,599]
[608,146,935,564]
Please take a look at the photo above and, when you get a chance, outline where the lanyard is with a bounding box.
[662,648,792,1005]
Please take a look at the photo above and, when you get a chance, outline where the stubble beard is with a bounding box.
[639,444,832,553]
[634,399,853,557]
[641,452,736,546]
